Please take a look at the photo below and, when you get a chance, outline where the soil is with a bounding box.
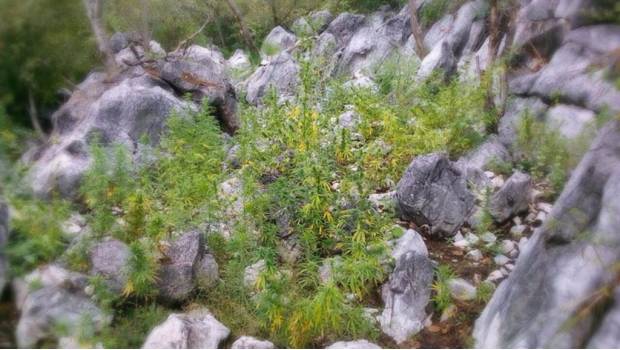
[0,290,17,349]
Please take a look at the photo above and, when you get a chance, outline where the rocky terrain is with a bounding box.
[1,0,619,348]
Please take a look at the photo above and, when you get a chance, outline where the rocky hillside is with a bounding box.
[1,0,619,348]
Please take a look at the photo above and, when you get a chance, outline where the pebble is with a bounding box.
[510,224,527,239]
[448,278,477,301]
[481,232,497,243]
[513,216,522,225]
[537,202,553,213]
[500,240,516,255]
[467,249,483,262]
[491,176,505,189]
[440,304,457,322]
[529,188,544,203]
[484,171,496,179]
[454,239,471,249]
[505,263,515,272]
[494,255,510,266]
[535,211,548,223]
[465,233,481,245]
[486,270,504,283]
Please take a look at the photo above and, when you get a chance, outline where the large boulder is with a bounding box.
[261,26,297,57]
[525,26,620,113]
[160,45,239,133]
[142,308,230,348]
[325,13,366,48]
[498,97,548,150]
[14,265,110,348]
[336,9,408,76]
[0,199,7,293]
[26,70,191,198]
[245,52,300,106]
[474,120,620,348]
[545,104,596,140]
[396,153,475,237]
[378,251,434,344]
[156,230,219,302]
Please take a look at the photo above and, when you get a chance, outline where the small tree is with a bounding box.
[82,0,117,73]
[409,0,428,59]
[223,0,259,54]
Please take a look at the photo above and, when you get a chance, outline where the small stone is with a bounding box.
[454,239,471,249]
[467,249,483,262]
[500,240,517,255]
[513,216,522,225]
[466,233,481,245]
[505,263,515,272]
[525,212,537,223]
[535,211,548,224]
[500,267,509,276]
[529,188,544,203]
[448,278,477,301]
[231,336,275,349]
[481,232,497,243]
[494,255,510,266]
[491,176,505,189]
[453,232,465,242]
[537,202,553,213]
[510,224,527,239]
[244,260,266,289]
[484,171,496,179]
[326,340,381,349]
[486,270,504,283]
[440,304,457,322]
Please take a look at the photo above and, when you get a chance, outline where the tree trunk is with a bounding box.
[82,0,117,73]
[487,0,500,69]
[223,0,259,54]
[409,0,427,59]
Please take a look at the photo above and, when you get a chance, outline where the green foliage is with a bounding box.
[6,197,71,276]
[585,0,620,25]
[476,281,495,304]
[431,264,455,313]
[96,304,169,348]
[89,275,120,312]
[514,112,589,195]
[123,239,159,298]
[419,0,468,27]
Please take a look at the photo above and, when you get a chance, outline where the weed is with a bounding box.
[432,265,455,313]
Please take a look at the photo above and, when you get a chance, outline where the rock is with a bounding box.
[485,270,504,283]
[60,213,88,239]
[424,14,455,50]
[227,49,253,82]
[319,257,342,284]
[26,71,191,198]
[480,232,496,244]
[474,120,620,348]
[536,202,553,213]
[448,278,477,301]
[110,32,129,53]
[417,40,457,80]
[343,74,378,91]
[457,136,512,173]
[489,171,532,222]
[338,110,361,130]
[308,10,334,33]
[440,304,458,323]
[292,17,313,37]
[219,176,244,219]
[15,265,109,348]
[0,199,8,293]
[510,224,527,239]
[326,339,381,349]
[336,10,407,76]
[156,230,215,302]
[396,153,475,237]
[528,35,620,113]
[493,255,510,266]
[231,336,275,349]
[195,253,219,289]
[325,13,366,48]
[313,32,339,63]
[378,251,434,344]
[160,45,238,133]
[245,52,299,106]
[142,308,230,349]
[244,260,266,289]
[261,26,297,57]
[390,229,429,261]
[500,240,517,256]
[545,104,596,140]
[498,97,548,150]
[89,238,130,293]
[467,249,483,262]
[368,191,396,212]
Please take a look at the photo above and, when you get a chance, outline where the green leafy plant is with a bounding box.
[432,264,455,313]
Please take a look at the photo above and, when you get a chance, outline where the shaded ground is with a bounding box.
[0,290,17,349]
